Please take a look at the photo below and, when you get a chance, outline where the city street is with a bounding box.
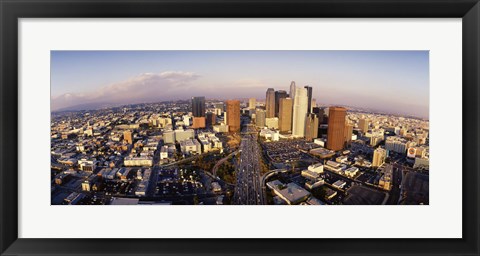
[233,126,265,205]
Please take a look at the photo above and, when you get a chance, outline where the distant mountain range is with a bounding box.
[53,102,123,112]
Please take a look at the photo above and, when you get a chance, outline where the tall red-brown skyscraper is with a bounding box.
[326,107,347,151]
[226,100,240,132]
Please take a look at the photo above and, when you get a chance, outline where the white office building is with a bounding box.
[292,87,308,137]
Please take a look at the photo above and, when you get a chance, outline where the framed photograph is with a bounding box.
[1,0,479,255]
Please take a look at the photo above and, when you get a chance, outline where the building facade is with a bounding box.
[255,109,266,128]
[249,98,256,110]
[372,147,387,167]
[289,81,296,103]
[274,90,288,117]
[265,88,276,118]
[278,97,293,132]
[292,87,308,137]
[226,100,241,132]
[192,117,206,129]
[206,112,216,127]
[305,113,319,141]
[344,122,353,145]
[304,86,312,113]
[359,118,369,133]
[326,107,347,151]
[191,96,206,117]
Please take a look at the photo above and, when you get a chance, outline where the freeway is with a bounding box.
[260,169,288,204]
[233,125,265,205]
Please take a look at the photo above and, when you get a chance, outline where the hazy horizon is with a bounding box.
[51,50,429,118]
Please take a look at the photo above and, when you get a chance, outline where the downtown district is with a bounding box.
[51,82,429,205]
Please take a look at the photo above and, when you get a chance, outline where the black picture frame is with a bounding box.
[1,0,479,255]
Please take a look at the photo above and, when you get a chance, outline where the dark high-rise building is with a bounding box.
[289,81,296,102]
[206,112,216,128]
[304,86,313,113]
[265,88,275,118]
[191,96,206,117]
[305,113,319,141]
[326,107,347,151]
[313,107,326,124]
[226,100,240,132]
[278,98,293,132]
[274,90,288,117]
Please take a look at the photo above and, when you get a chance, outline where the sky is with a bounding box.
[51,50,429,118]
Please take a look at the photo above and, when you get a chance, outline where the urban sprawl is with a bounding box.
[51,81,429,205]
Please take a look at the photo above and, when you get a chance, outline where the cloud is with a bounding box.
[51,71,201,110]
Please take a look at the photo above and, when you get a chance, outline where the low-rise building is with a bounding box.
[324,160,346,173]
[266,180,311,205]
[180,139,201,155]
[305,179,325,190]
[78,158,97,172]
[260,128,280,141]
[213,123,229,133]
[301,170,320,180]
[124,156,153,167]
[309,147,335,159]
[265,117,279,129]
[332,180,347,189]
[325,188,338,200]
[308,163,324,174]
[344,167,359,177]
[336,155,348,164]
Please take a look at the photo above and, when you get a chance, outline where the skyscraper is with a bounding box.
[289,81,296,101]
[274,90,288,117]
[226,100,240,132]
[359,118,369,133]
[206,112,216,127]
[292,87,308,137]
[248,98,256,110]
[326,107,347,151]
[191,96,205,117]
[344,122,353,146]
[255,109,266,128]
[278,98,293,132]
[312,107,325,124]
[372,147,387,167]
[305,113,319,141]
[265,88,275,118]
[304,86,313,113]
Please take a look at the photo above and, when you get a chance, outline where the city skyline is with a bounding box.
[51,51,429,118]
